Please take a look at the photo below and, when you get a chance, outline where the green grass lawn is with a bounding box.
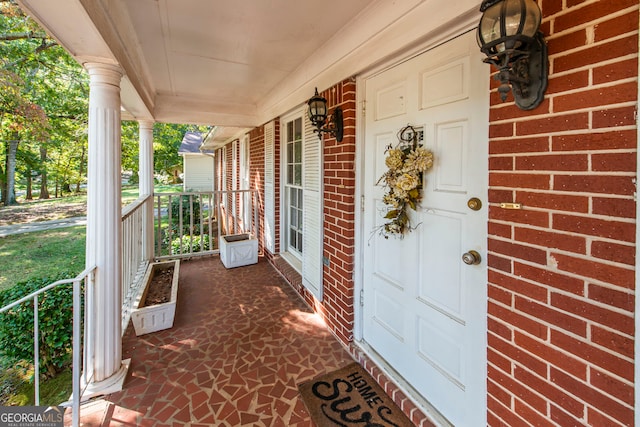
[2,368,72,406]
[0,184,182,291]
[0,226,86,292]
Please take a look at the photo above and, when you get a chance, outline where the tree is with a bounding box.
[0,69,48,205]
[153,123,210,183]
[0,1,211,203]
[0,0,87,204]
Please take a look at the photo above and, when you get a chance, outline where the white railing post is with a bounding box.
[33,295,39,406]
[71,271,85,427]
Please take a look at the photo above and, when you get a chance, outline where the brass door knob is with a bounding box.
[467,197,482,211]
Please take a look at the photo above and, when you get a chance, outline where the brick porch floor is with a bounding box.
[75,256,355,426]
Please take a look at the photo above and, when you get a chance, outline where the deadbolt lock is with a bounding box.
[467,197,482,211]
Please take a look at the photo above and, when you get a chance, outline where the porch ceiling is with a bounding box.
[17,0,481,134]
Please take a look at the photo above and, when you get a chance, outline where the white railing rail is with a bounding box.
[0,265,96,427]
[121,195,151,330]
[153,190,259,260]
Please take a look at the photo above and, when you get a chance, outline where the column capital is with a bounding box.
[138,119,155,131]
[84,62,123,86]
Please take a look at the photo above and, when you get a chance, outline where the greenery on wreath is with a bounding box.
[376,125,434,238]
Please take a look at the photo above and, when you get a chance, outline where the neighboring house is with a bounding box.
[15,0,639,426]
[178,131,215,192]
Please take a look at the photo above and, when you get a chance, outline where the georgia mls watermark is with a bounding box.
[0,406,63,427]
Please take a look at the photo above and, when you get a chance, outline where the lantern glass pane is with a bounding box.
[503,0,524,37]
[318,100,328,117]
[522,0,541,37]
[478,2,503,45]
[308,98,327,126]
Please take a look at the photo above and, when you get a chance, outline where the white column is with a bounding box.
[139,120,155,261]
[83,62,129,396]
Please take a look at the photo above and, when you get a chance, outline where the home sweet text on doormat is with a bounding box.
[298,362,414,427]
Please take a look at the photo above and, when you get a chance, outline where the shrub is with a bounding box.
[170,195,201,224]
[0,273,79,379]
[170,234,212,254]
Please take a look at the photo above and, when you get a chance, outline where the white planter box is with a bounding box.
[220,233,258,268]
[131,260,180,336]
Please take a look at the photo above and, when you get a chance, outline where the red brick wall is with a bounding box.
[314,79,357,344]
[487,1,638,425]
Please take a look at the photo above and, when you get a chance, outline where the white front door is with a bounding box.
[362,31,489,426]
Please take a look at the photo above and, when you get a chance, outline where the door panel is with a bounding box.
[362,31,488,426]
[420,57,470,109]
[419,211,464,317]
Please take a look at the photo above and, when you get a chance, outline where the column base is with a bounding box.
[81,359,131,401]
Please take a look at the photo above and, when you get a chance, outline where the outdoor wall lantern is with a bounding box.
[477,0,548,110]
[307,88,343,142]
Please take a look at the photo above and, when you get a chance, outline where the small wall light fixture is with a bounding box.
[307,88,343,142]
[476,0,548,110]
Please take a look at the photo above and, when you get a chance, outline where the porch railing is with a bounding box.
[121,195,151,330]
[153,189,259,260]
[0,265,96,427]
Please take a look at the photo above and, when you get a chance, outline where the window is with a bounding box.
[284,117,303,257]
[277,108,323,300]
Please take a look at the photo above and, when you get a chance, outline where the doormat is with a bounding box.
[298,362,414,427]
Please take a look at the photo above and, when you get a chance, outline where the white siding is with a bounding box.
[183,154,214,191]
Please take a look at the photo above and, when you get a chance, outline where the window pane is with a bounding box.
[298,208,303,229]
[287,142,294,164]
[287,121,293,142]
[290,187,297,205]
[291,207,297,228]
[294,118,302,140]
[298,189,303,210]
[287,165,293,185]
[290,229,297,248]
[294,165,302,185]
[294,140,302,163]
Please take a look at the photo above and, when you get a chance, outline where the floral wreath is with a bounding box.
[375,125,434,239]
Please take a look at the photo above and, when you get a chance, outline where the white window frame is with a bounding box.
[280,110,304,265]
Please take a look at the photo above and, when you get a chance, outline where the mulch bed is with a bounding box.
[141,267,173,307]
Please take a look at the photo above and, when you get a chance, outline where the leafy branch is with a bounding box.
[0,31,49,42]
